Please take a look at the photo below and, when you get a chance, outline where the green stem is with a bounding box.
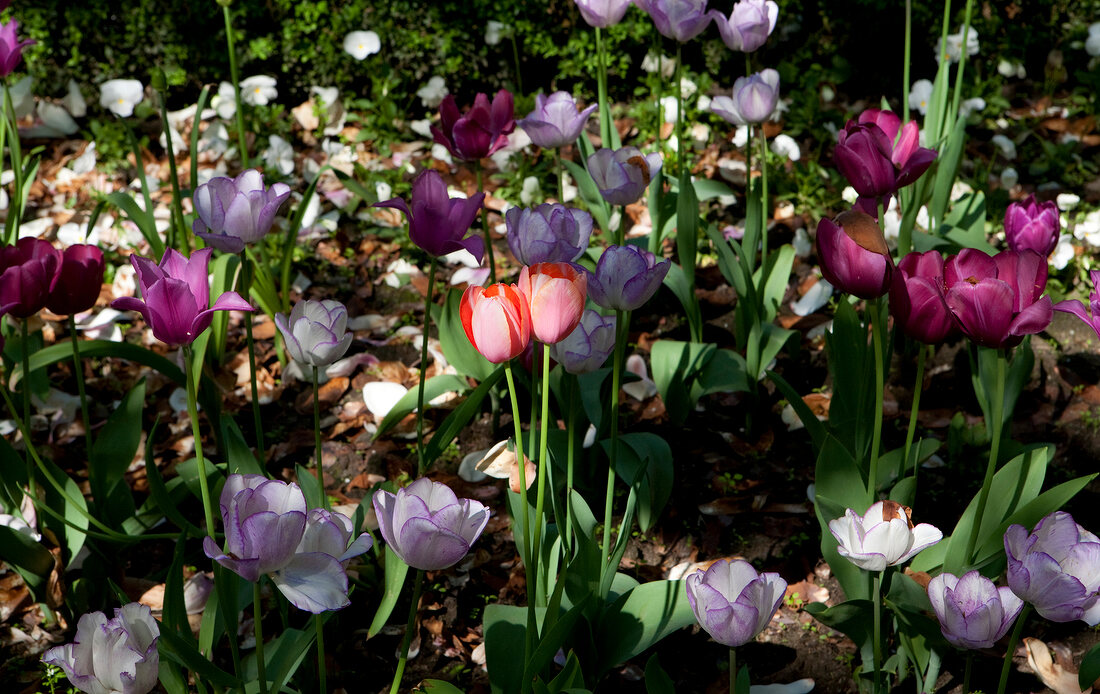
[759,129,768,263]
[745,124,755,275]
[504,364,535,671]
[0,87,8,245]
[868,300,886,499]
[595,27,611,147]
[253,580,267,694]
[531,343,552,607]
[312,365,327,510]
[674,45,684,180]
[417,257,438,475]
[949,0,976,123]
[556,149,565,205]
[962,652,972,694]
[900,344,927,482]
[157,84,187,252]
[996,604,1029,694]
[961,349,1005,569]
[241,253,264,463]
[509,33,524,97]
[390,569,425,694]
[68,316,94,459]
[902,0,912,124]
[615,204,625,249]
[601,309,626,589]
[21,320,34,497]
[475,164,496,285]
[4,83,24,246]
[314,614,326,694]
[184,346,217,537]
[872,571,883,694]
[730,647,737,694]
[223,5,250,168]
[564,383,577,555]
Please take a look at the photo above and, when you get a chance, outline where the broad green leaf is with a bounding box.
[207,252,240,364]
[420,681,466,694]
[644,654,675,694]
[484,603,531,694]
[435,288,495,381]
[649,340,715,424]
[1080,643,1100,691]
[594,579,695,674]
[563,159,611,236]
[40,456,88,567]
[805,600,873,654]
[423,365,505,464]
[90,379,146,515]
[368,546,410,637]
[13,340,183,390]
[222,418,266,477]
[106,192,164,258]
[940,191,992,253]
[158,627,239,688]
[0,526,52,594]
[692,178,734,201]
[296,463,325,510]
[375,374,470,438]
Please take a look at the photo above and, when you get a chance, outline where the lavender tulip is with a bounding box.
[575,0,633,27]
[1004,511,1100,625]
[888,250,957,344]
[587,147,663,206]
[550,309,617,374]
[432,90,515,161]
[1054,269,1100,341]
[46,244,105,316]
[587,244,670,311]
[374,169,486,261]
[0,19,33,78]
[927,571,1023,650]
[506,203,592,265]
[828,501,942,572]
[816,209,894,300]
[943,248,1053,349]
[635,0,712,42]
[0,237,61,319]
[373,477,490,571]
[685,559,787,647]
[111,248,253,346]
[43,603,160,694]
[1004,194,1060,256]
[710,69,780,126]
[275,299,354,368]
[709,0,778,52]
[192,169,292,253]
[270,508,373,613]
[518,91,597,149]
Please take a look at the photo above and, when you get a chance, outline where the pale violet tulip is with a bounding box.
[275,299,354,368]
[708,0,779,53]
[517,91,596,150]
[343,30,381,60]
[828,501,942,572]
[587,147,663,206]
[373,477,490,571]
[685,558,787,647]
[575,0,634,28]
[586,244,670,311]
[99,79,143,118]
[710,69,780,126]
[270,508,373,613]
[635,0,712,43]
[1004,511,1100,625]
[550,309,616,374]
[43,603,160,694]
[193,169,291,253]
[928,571,1023,650]
[506,203,592,265]
[240,75,278,106]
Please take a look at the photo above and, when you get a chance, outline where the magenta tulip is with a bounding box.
[816,209,894,299]
[432,90,515,161]
[47,245,105,316]
[1053,269,1100,342]
[0,238,61,319]
[835,110,936,203]
[889,251,957,344]
[943,249,1053,349]
[0,19,33,78]
[1004,194,1060,256]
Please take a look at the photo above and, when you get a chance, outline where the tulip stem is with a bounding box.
[730,647,737,694]
[902,0,912,125]
[67,316,94,460]
[241,253,265,466]
[601,309,626,591]
[872,571,883,694]
[253,580,268,694]
[961,652,972,694]
[416,256,438,476]
[3,83,24,246]
[312,365,327,510]
[125,121,156,243]
[995,603,1029,694]
[564,384,578,556]
[532,343,552,607]
[901,344,928,484]
[595,27,612,147]
[868,300,886,499]
[759,128,769,263]
[184,345,217,537]
[475,165,496,285]
[223,4,250,169]
[314,613,326,694]
[390,569,425,694]
[504,364,536,669]
[157,81,188,253]
[961,349,1005,570]
[509,32,524,97]
[20,321,35,497]
[556,149,565,206]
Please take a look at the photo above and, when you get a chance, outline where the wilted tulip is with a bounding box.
[927,571,1023,650]
[943,248,1053,349]
[275,299,353,368]
[192,169,292,253]
[828,500,942,572]
[816,209,894,299]
[1054,269,1100,342]
[549,309,617,374]
[888,250,957,344]
[506,203,592,265]
[685,559,787,647]
[710,69,780,125]
[586,244,670,311]
[372,477,490,571]
[43,603,160,694]
[374,170,486,261]
[635,0,712,42]
[518,262,588,344]
[1004,194,1060,257]
[461,282,532,363]
[111,248,253,346]
[46,245,105,316]
[0,19,33,78]
[270,508,372,613]
[0,237,61,319]
[587,147,663,206]
[709,0,778,52]
[518,91,597,150]
[1004,511,1100,625]
[575,0,634,27]
[432,90,515,161]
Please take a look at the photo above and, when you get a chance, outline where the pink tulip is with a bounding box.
[460,283,532,363]
[517,262,587,344]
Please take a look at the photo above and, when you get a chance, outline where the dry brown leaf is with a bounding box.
[1023,637,1092,694]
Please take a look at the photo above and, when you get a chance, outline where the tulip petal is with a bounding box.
[270,552,350,613]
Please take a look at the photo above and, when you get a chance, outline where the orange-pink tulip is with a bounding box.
[518,262,587,344]
[460,283,532,363]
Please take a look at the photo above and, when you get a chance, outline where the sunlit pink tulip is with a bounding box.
[518,262,587,344]
[460,283,532,363]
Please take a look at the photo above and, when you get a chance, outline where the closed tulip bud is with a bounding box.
[943,248,1053,349]
[828,500,942,572]
[193,169,292,253]
[518,262,588,344]
[710,69,780,125]
[586,244,670,311]
[816,209,894,299]
[685,559,787,647]
[1004,194,1060,256]
[575,0,633,28]
[928,571,1023,650]
[518,91,597,150]
[275,299,354,368]
[506,203,592,265]
[372,477,490,571]
[635,0,712,42]
[709,0,778,52]
[0,238,62,318]
[549,309,616,374]
[43,603,160,694]
[460,282,532,363]
[888,250,957,344]
[1004,511,1100,625]
[47,244,105,316]
[587,147,663,206]
[431,90,515,161]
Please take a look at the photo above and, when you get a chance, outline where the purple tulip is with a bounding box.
[549,309,617,374]
[575,0,634,27]
[432,90,516,161]
[269,508,373,613]
[928,571,1023,650]
[863,109,937,190]
[0,19,34,78]
[888,250,957,344]
[192,169,291,253]
[587,244,670,311]
[111,248,253,346]
[372,477,490,571]
[518,91,597,150]
[709,0,778,52]
[587,147,663,206]
[685,558,787,647]
[0,237,61,319]
[943,248,1052,349]
[275,299,353,368]
[43,603,160,694]
[1004,194,1060,257]
[374,169,486,261]
[506,203,592,265]
[835,109,936,203]
[1004,511,1100,625]
[1053,269,1100,342]
[635,0,712,42]
[47,245,105,316]
[816,209,894,299]
[710,69,780,126]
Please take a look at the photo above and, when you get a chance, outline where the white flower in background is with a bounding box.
[990,134,1016,160]
[771,133,800,161]
[343,30,381,60]
[159,127,186,156]
[212,81,237,120]
[641,51,675,78]
[999,167,1019,189]
[485,21,510,46]
[791,277,832,316]
[1057,193,1081,211]
[820,84,836,103]
[937,27,980,63]
[99,79,143,117]
[1074,209,1100,247]
[660,95,679,124]
[769,98,790,123]
[1050,234,1075,270]
[959,97,985,118]
[731,125,749,148]
[374,181,392,204]
[792,227,812,258]
[520,176,542,206]
[263,135,295,176]
[70,142,97,175]
[842,186,859,205]
[909,79,933,115]
[696,94,712,112]
[1086,22,1100,57]
[409,119,433,139]
[430,142,453,166]
[200,121,231,158]
[950,181,973,201]
[240,75,277,106]
[679,77,697,100]
[417,76,448,109]
[63,79,87,118]
[997,59,1027,79]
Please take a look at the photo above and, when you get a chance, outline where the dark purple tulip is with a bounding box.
[888,250,956,344]
[1004,511,1100,625]
[506,203,592,265]
[518,91,596,150]
[834,121,897,199]
[111,248,253,346]
[193,169,291,253]
[816,209,894,300]
[586,244,670,311]
[46,244,105,316]
[859,109,937,190]
[1054,269,1100,342]
[275,299,353,368]
[943,249,1052,349]
[374,169,486,261]
[685,559,787,647]
[373,477,490,571]
[575,0,633,27]
[0,19,34,78]
[1004,194,1059,256]
[634,0,711,42]
[710,69,780,126]
[0,238,61,318]
[549,309,616,374]
[708,0,778,52]
[587,147,663,206]
[432,90,515,161]
[928,571,1023,650]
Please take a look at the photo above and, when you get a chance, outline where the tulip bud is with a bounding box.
[460,283,532,363]
[888,250,956,344]
[709,0,779,52]
[46,244,105,316]
[506,203,592,265]
[1004,194,1059,256]
[586,244,670,311]
[816,209,894,299]
[549,309,617,374]
[685,559,787,647]
[1004,511,1100,625]
[710,69,780,126]
[43,603,160,694]
[928,571,1023,649]
[828,500,943,572]
[518,262,588,344]
[372,477,490,571]
[275,299,354,368]
[0,238,62,318]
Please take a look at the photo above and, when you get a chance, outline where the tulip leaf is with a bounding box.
[90,379,146,518]
[649,339,716,425]
[675,169,701,339]
[221,418,266,477]
[692,179,734,202]
[208,252,240,365]
[928,115,967,231]
[593,579,696,675]
[158,626,240,688]
[524,596,590,686]
[13,339,184,390]
[258,626,315,694]
[106,191,164,259]
[805,600,874,654]
[0,526,52,595]
[374,374,470,439]
[1080,643,1100,691]
[484,603,535,694]
[824,299,876,462]
[296,463,325,510]
[704,222,750,299]
[563,491,602,609]
[602,433,673,533]
[423,365,505,466]
[420,681,466,694]
[644,654,675,694]
[435,288,496,382]
[562,158,610,236]
[144,420,205,537]
[757,244,795,323]
[940,191,992,253]
[367,545,410,638]
[40,456,88,568]
[767,369,827,452]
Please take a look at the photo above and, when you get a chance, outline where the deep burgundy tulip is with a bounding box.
[46,245,105,316]
[710,69,780,126]
[549,309,616,374]
[1004,511,1100,625]
[1005,194,1060,256]
[889,250,957,344]
[374,170,486,261]
[587,147,663,206]
[0,238,62,319]
[432,90,515,161]
[1054,269,1100,342]
[928,571,1023,650]
[943,249,1053,349]
[834,121,896,199]
[708,0,778,52]
[575,0,633,27]
[518,92,596,150]
[859,109,937,190]
[634,0,711,42]
[0,19,34,78]
[816,209,894,299]
[586,244,670,311]
[192,169,292,253]
[506,203,592,265]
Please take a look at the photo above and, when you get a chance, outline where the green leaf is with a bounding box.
[649,340,716,424]
[296,463,325,510]
[41,456,88,568]
[928,115,967,229]
[158,627,239,688]
[0,526,52,594]
[1080,643,1100,691]
[940,191,992,253]
[805,600,873,653]
[608,433,674,533]
[423,365,505,465]
[564,159,611,235]
[594,579,696,674]
[435,288,495,381]
[419,681,466,694]
[90,379,146,515]
[767,369,826,451]
[221,418,266,477]
[692,178,734,202]
[697,348,749,395]
[144,421,204,537]
[484,603,530,694]
[660,263,698,344]
[106,192,164,258]
[524,597,590,685]
[675,169,700,338]
[368,546,411,637]
[644,654,675,694]
[375,374,470,438]
[12,340,183,390]
[757,244,795,323]
[208,252,241,364]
